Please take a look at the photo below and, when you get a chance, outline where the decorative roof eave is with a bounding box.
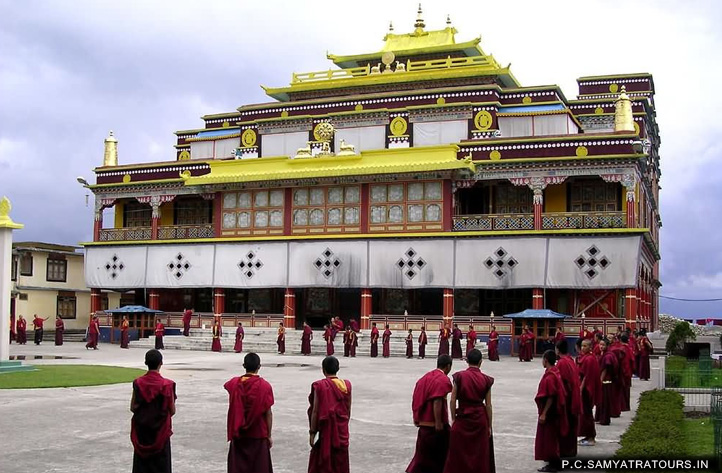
[470,154,645,166]
[87,178,186,190]
[460,132,639,146]
[93,159,214,173]
[185,132,241,142]
[327,37,484,68]
[200,111,243,120]
[502,85,569,103]
[183,145,472,186]
[262,67,519,102]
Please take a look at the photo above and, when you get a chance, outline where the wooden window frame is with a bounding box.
[367,181,443,232]
[19,252,33,276]
[569,180,621,213]
[221,190,285,235]
[123,201,152,228]
[174,198,213,225]
[46,257,68,283]
[291,185,361,234]
[57,292,77,319]
[493,183,533,214]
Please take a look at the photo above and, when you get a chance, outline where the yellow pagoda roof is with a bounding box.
[183,145,473,186]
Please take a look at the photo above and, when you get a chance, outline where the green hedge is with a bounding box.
[616,390,685,458]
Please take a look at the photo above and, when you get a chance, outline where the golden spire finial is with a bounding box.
[446,14,452,27]
[0,196,24,229]
[103,130,118,167]
[614,85,635,133]
[389,21,394,33]
[414,4,425,34]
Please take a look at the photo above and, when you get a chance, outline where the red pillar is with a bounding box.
[443,288,454,327]
[360,288,372,329]
[90,288,102,314]
[626,186,636,228]
[533,199,543,230]
[213,288,225,315]
[624,288,637,328]
[148,289,160,310]
[284,288,296,328]
[532,288,544,309]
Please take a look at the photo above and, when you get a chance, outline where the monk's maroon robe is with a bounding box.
[234,327,245,353]
[324,328,334,356]
[350,319,360,333]
[438,329,450,357]
[349,332,357,357]
[595,350,618,425]
[382,329,391,358]
[620,343,634,411]
[638,336,652,380]
[451,328,463,359]
[301,325,313,355]
[308,377,352,473]
[487,331,499,361]
[120,321,130,349]
[576,352,600,439]
[154,323,165,350]
[182,309,192,336]
[556,355,581,457]
[442,367,495,473]
[407,369,452,473]
[33,317,44,345]
[609,343,624,418]
[131,371,176,473]
[212,325,222,352]
[418,331,427,359]
[343,331,351,357]
[85,319,98,349]
[406,334,413,358]
[277,328,285,354]
[225,374,274,473]
[55,319,64,346]
[465,331,477,357]
[534,367,568,463]
[370,327,379,358]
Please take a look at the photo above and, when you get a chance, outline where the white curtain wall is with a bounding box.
[498,117,533,138]
[190,141,214,159]
[334,126,386,154]
[214,137,239,159]
[261,131,309,157]
[413,120,468,146]
[533,114,569,136]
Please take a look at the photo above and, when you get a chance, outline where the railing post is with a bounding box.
[658,355,666,389]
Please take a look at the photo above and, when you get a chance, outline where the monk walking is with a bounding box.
[577,339,600,447]
[182,308,192,337]
[308,356,352,473]
[33,314,49,345]
[86,315,99,349]
[596,338,618,426]
[343,327,351,357]
[407,355,453,473]
[130,349,176,473]
[349,329,358,357]
[382,324,392,358]
[638,329,652,381]
[54,315,64,346]
[488,325,499,361]
[451,324,463,359]
[418,326,428,359]
[277,322,285,355]
[301,322,313,356]
[234,322,245,354]
[323,324,334,356]
[555,340,581,459]
[212,319,222,352]
[534,350,568,472]
[438,325,450,357]
[370,323,379,358]
[406,329,414,359]
[16,315,27,345]
[620,333,634,410]
[465,325,477,359]
[443,349,494,473]
[225,353,274,473]
[120,315,130,349]
[154,318,165,350]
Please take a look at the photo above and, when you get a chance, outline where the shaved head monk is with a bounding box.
[554,340,581,459]
[130,349,176,473]
[577,339,600,447]
[225,352,274,473]
[443,348,494,473]
[407,354,453,473]
[534,350,568,473]
[308,356,352,473]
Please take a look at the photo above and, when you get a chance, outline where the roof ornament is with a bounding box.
[614,85,635,133]
[413,3,425,35]
[446,14,452,27]
[103,130,118,167]
[388,21,394,33]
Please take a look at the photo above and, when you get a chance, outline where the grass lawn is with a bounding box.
[683,417,714,457]
[0,365,145,389]
[666,356,722,388]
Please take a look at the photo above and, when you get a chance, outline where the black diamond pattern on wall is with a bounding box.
[484,247,518,280]
[169,253,192,280]
[238,251,264,279]
[396,247,427,281]
[104,254,125,279]
[575,245,611,280]
[314,248,341,280]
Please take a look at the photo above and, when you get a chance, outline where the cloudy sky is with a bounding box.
[1,0,720,316]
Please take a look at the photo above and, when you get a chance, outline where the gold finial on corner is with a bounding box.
[0,196,24,229]
[614,85,635,133]
[103,130,118,167]
[414,3,425,34]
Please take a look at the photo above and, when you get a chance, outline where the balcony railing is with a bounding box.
[542,212,625,230]
[99,227,151,241]
[453,214,534,231]
[158,224,214,240]
[453,211,626,232]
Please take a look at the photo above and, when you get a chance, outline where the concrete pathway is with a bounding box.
[0,342,657,473]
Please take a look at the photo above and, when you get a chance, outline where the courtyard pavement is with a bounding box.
[1,341,657,473]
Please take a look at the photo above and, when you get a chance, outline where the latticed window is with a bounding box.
[222,190,284,230]
[174,198,212,225]
[494,184,533,214]
[570,180,620,212]
[19,252,33,276]
[57,292,76,318]
[123,201,151,227]
[369,182,443,225]
[46,256,67,282]
[292,186,361,228]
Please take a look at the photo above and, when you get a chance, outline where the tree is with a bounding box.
[665,321,697,355]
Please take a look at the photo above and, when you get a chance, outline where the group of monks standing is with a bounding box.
[10,314,63,346]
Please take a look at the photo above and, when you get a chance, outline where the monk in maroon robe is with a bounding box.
[154,319,165,350]
[406,330,414,358]
[349,330,358,357]
[443,349,494,473]
[407,355,453,473]
[488,326,499,361]
[182,308,192,337]
[349,318,360,333]
[212,320,222,352]
[54,316,64,346]
[466,326,477,358]
[418,327,428,359]
[609,337,625,418]
[438,326,450,357]
[343,328,351,357]
[534,350,568,472]
[629,330,640,377]
[10,313,15,343]
[520,325,535,362]
[596,339,618,426]
[131,349,176,473]
[121,316,130,349]
[450,324,463,359]
[592,333,603,360]
[551,327,566,347]
[579,327,593,342]
[370,323,379,358]
[308,356,352,473]
[619,333,634,412]
[234,323,245,353]
[638,330,652,380]
[555,340,581,458]
[382,325,392,358]
[277,323,285,354]
[301,322,313,356]
[16,315,27,345]
[324,325,334,356]
[225,353,274,473]
[33,314,49,345]
[86,315,99,349]
[577,339,600,447]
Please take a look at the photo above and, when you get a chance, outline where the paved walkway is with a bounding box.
[0,342,657,473]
